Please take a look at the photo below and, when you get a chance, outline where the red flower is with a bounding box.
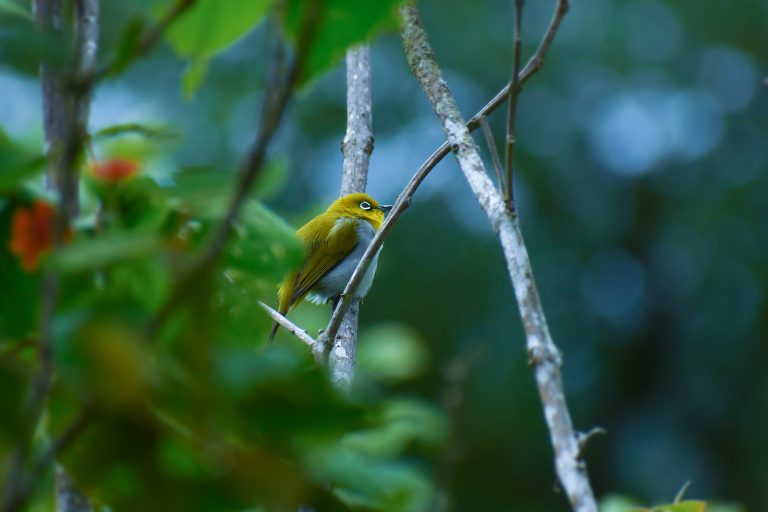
[8,201,56,272]
[92,158,139,182]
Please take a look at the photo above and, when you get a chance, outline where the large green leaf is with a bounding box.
[166,0,271,58]
[0,131,46,193]
[51,231,165,274]
[284,0,402,84]
[0,0,32,21]
[0,13,69,75]
[165,0,271,94]
[225,201,304,281]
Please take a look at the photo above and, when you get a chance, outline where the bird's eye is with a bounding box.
[360,201,371,210]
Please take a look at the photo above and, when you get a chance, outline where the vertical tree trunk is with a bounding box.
[35,0,100,510]
[330,45,374,391]
[56,468,91,512]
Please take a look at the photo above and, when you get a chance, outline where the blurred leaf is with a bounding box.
[600,495,642,512]
[165,0,270,91]
[0,131,46,193]
[59,410,313,512]
[358,323,429,383]
[253,159,288,199]
[304,441,432,512]
[225,201,305,281]
[0,0,32,21]
[0,14,68,75]
[284,0,402,84]
[0,198,41,339]
[162,166,235,217]
[94,123,180,141]
[181,58,209,98]
[55,320,154,410]
[51,231,164,273]
[109,16,144,75]
[706,504,745,512]
[0,359,29,449]
[344,398,447,458]
[166,0,270,57]
[650,502,707,512]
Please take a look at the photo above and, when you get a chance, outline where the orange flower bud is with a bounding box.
[91,158,139,182]
[8,201,55,272]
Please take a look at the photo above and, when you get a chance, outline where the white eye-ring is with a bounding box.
[360,201,372,210]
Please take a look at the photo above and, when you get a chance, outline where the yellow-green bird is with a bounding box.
[269,192,392,342]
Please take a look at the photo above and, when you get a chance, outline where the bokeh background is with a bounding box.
[3,0,767,510]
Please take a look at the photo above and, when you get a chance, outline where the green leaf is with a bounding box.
[55,320,154,410]
[303,441,432,512]
[225,201,304,281]
[0,360,29,450]
[0,198,41,340]
[651,502,707,512]
[165,0,271,92]
[0,0,32,21]
[0,130,46,193]
[181,58,209,98]
[109,16,144,75]
[343,399,447,458]
[51,231,164,273]
[162,166,236,217]
[0,14,69,75]
[284,0,402,84]
[94,123,180,141]
[357,323,429,383]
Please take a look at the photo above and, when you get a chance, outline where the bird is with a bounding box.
[268,192,392,342]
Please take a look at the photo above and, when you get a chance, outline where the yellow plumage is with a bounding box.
[269,193,391,342]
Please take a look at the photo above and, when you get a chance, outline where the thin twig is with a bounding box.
[327,44,374,391]
[503,0,524,208]
[257,301,317,349]
[400,3,595,512]
[321,0,570,346]
[478,115,505,194]
[34,407,94,477]
[2,407,94,512]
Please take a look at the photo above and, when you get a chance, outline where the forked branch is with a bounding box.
[322,0,571,347]
[400,3,596,512]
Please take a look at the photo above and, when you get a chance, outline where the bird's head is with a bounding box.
[327,193,392,231]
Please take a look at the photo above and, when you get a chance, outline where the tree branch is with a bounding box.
[2,2,99,508]
[399,3,596,512]
[478,115,505,194]
[257,302,321,356]
[320,0,569,347]
[503,0,524,208]
[325,44,374,391]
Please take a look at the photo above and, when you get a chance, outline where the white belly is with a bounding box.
[307,219,380,305]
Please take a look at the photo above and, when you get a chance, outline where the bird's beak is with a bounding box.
[376,204,393,213]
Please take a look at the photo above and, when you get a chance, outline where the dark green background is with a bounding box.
[2,0,766,510]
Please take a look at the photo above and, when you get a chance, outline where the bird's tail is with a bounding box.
[268,320,281,344]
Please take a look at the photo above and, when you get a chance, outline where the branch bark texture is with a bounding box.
[328,45,373,391]
[400,4,596,512]
[2,1,100,512]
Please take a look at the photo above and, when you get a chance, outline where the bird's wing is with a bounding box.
[285,217,359,308]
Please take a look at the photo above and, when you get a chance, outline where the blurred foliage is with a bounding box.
[0,1,443,511]
[1,0,766,510]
